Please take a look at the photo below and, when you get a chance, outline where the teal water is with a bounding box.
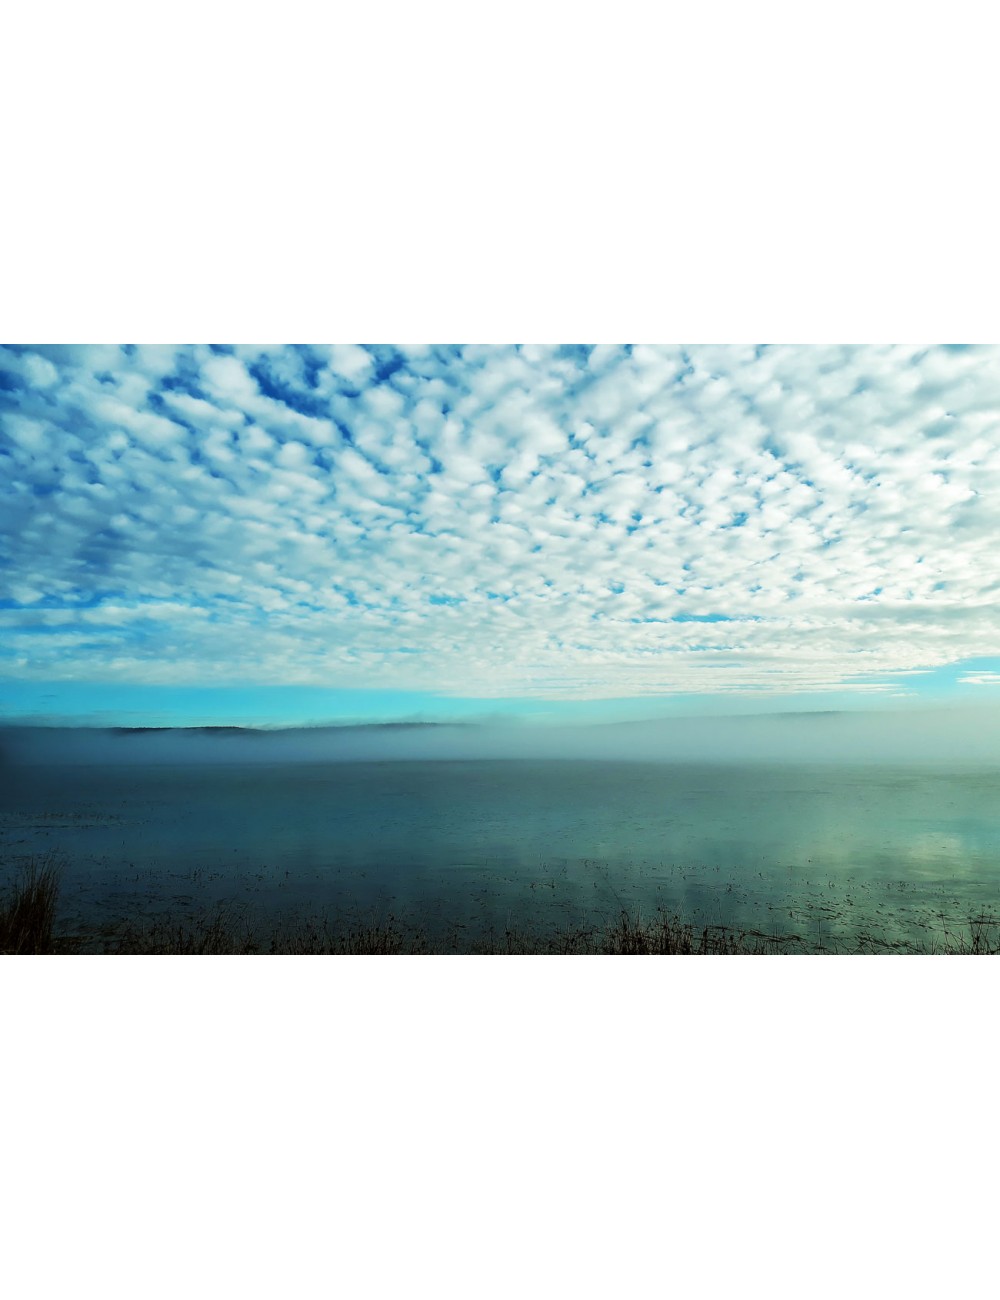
[2,760,999,949]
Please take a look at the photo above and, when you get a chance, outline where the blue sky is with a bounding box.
[2,343,1000,727]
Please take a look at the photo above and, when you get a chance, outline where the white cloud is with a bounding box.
[2,343,1000,698]
[323,344,374,382]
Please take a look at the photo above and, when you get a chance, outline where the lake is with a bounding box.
[2,758,999,950]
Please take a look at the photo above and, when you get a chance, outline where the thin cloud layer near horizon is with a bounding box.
[2,343,1000,727]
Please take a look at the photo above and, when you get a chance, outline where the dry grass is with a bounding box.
[110,909,431,955]
[936,913,1000,956]
[0,858,60,955]
[598,909,805,955]
[112,907,260,955]
[279,916,428,955]
[78,905,904,955]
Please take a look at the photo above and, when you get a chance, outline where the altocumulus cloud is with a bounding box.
[1,343,999,700]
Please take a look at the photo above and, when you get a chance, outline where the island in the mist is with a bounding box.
[5,703,1000,767]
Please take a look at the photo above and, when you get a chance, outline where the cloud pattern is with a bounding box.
[1,343,999,699]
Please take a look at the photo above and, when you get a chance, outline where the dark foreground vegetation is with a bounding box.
[0,861,60,955]
[3,859,1000,954]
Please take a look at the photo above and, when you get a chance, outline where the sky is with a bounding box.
[2,343,1000,729]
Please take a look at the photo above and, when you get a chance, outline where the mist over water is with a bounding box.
[2,712,1000,951]
[4,703,1000,767]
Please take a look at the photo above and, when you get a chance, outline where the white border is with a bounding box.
[4,2,1000,1296]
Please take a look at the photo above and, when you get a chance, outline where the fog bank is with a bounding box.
[3,705,1000,768]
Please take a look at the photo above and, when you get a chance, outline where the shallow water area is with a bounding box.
[2,758,1000,952]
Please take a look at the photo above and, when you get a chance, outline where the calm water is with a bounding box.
[2,759,999,950]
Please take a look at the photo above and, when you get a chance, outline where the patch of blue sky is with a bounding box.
[247,359,331,420]
[851,658,1000,698]
[367,347,409,386]
[0,682,650,728]
[4,682,682,728]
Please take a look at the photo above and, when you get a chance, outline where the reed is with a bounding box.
[0,858,60,955]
